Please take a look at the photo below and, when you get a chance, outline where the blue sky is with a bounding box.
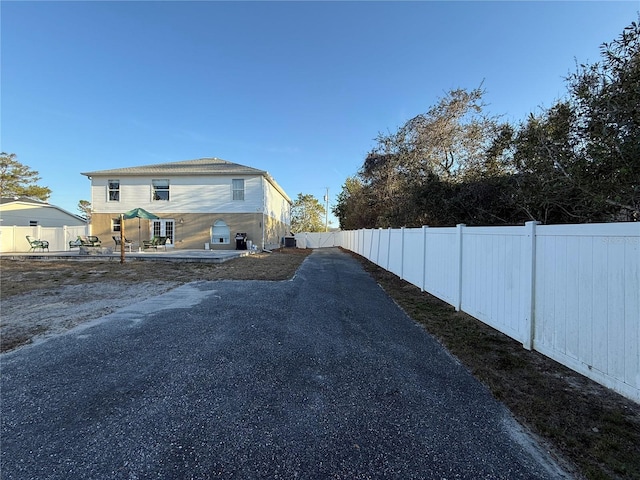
[2,1,638,227]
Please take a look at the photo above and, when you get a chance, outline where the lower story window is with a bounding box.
[152,219,175,243]
[211,220,230,244]
[112,218,121,232]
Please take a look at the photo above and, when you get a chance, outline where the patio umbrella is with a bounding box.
[123,207,159,247]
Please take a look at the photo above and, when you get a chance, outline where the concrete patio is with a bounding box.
[0,248,252,264]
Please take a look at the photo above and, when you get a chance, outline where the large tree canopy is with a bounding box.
[334,20,639,228]
[0,153,52,201]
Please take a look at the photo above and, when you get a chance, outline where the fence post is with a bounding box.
[455,224,466,311]
[522,221,540,350]
[422,226,429,292]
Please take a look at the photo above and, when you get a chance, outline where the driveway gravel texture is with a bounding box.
[0,248,570,479]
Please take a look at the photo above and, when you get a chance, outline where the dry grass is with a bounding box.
[0,248,311,299]
[0,248,312,352]
[348,250,640,480]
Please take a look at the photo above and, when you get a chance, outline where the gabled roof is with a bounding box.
[0,197,87,222]
[81,157,266,177]
[0,196,49,206]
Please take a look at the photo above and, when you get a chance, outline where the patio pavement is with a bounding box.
[0,247,252,263]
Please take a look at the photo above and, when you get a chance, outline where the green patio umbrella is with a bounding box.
[123,207,159,247]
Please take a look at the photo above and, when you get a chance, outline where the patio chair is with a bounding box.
[87,236,101,246]
[113,236,133,252]
[142,236,167,250]
[26,235,49,252]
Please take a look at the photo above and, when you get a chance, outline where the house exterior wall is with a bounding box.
[90,175,264,214]
[89,173,291,250]
[0,203,86,227]
[263,177,291,227]
[91,211,289,250]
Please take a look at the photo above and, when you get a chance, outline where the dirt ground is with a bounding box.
[0,248,311,353]
[1,247,638,479]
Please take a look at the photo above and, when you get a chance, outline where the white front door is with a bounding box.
[152,220,175,244]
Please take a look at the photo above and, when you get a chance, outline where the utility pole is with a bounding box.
[324,187,329,232]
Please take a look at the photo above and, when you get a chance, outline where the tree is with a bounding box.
[335,20,639,228]
[291,193,326,232]
[411,87,498,179]
[335,87,505,228]
[508,19,640,223]
[78,200,92,221]
[0,153,51,200]
[333,176,379,230]
[565,19,640,221]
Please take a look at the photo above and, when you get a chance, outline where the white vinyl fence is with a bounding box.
[0,225,89,253]
[297,222,640,403]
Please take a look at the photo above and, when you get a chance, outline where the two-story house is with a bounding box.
[82,158,292,250]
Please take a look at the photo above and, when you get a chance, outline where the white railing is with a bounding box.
[296,222,640,403]
[0,225,90,252]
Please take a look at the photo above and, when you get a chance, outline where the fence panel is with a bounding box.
[461,226,530,344]
[423,227,458,305]
[533,223,640,401]
[402,228,424,290]
[0,225,89,252]
[297,232,340,249]
[361,229,373,262]
[296,222,640,402]
[369,229,381,265]
[387,229,404,278]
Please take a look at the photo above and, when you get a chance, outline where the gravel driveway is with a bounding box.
[1,248,570,479]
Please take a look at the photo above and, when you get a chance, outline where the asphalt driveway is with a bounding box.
[1,248,569,479]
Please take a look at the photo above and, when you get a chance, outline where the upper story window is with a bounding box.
[108,180,120,201]
[232,179,244,201]
[152,179,170,201]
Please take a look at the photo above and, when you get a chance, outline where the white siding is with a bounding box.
[0,204,86,227]
[91,176,264,214]
[263,178,291,224]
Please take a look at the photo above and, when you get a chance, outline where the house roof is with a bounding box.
[0,196,87,222]
[81,157,266,177]
[81,157,292,203]
[0,196,51,206]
